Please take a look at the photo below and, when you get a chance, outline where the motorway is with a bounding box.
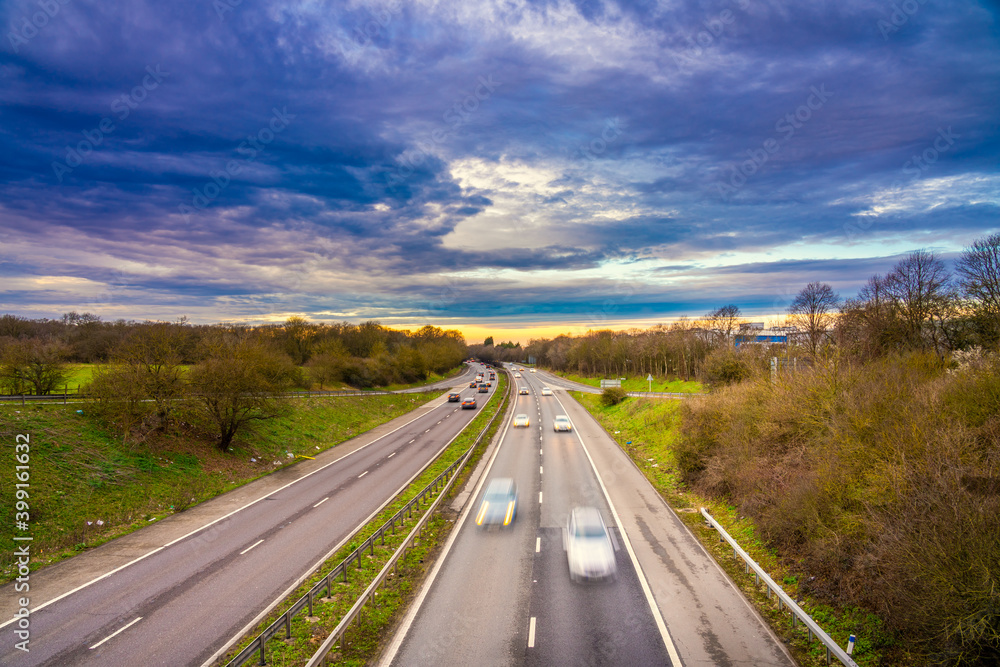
[0,363,496,667]
[381,366,795,667]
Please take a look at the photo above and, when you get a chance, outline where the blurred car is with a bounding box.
[565,506,617,582]
[541,387,553,396]
[448,392,461,402]
[478,383,489,393]
[469,381,478,388]
[519,387,529,395]
[476,478,518,527]
[461,398,477,409]
[530,368,536,373]
[514,372,522,378]
[553,415,572,431]
[513,413,530,427]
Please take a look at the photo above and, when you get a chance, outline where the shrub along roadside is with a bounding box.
[570,391,900,667]
[0,393,430,583]
[676,351,1000,666]
[218,373,509,667]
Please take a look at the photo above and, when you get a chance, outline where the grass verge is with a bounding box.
[217,373,510,667]
[554,370,703,393]
[0,393,434,583]
[570,391,901,667]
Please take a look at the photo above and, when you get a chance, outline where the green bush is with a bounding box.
[600,386,627,406]
[699,347,763,387]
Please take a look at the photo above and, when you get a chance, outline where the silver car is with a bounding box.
[565,507,617,582]
[476,478,518,527]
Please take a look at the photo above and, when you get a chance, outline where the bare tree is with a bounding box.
[706,304,742,347]
[0,338,71,395]
[188,331,300,451]
[88,322,188,439]
[788,282,840,356]
[884,250,954,353]
[956,232,1000,345]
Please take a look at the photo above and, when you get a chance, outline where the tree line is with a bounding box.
[0,317,467,449]
[507,234,1000,384]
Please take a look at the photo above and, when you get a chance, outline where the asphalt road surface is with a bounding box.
[381,366,795,667]
[0,363,495,667]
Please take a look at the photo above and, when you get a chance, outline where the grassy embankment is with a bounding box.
[219,373,510,667]
[571,389,896,667]
[554,370,702,393]
[0,391,440,582]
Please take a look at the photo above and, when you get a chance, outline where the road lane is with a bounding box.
[0,364,496,667]
[385,365,795,667]
[384,369,670,666]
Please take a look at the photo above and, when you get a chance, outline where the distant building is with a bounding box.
[735,325,800,347]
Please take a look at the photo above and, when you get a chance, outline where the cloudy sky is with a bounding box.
[1,0,998,343]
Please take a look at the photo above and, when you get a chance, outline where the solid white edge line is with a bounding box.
[89,616,142,650]
[378,381,517,666]
[240,539,264,555]
[528,616,537,648]
[555,393,683,667]
[204,378,505,667]
[1,400,450,632]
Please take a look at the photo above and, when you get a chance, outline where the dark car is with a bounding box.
[461,398,477,409]
[469,381,478,388]
[448,392,461,402]
[478,383,489,393]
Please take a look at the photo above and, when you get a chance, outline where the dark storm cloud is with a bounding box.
[0,0,997,323]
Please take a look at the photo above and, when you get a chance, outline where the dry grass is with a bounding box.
[677,351,1000,666]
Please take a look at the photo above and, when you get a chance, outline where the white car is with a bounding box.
[540,387,553,396]
[565,507,617,582]
[553,415,572,432]
[530,368,536,373]
[514,372,521,378]
[519,387,529,395]
[513,413,530,427]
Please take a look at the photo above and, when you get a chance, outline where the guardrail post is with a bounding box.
[258,638,266,665]
[285,612,292,639]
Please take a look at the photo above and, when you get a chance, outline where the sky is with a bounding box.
[1,0,998,344]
